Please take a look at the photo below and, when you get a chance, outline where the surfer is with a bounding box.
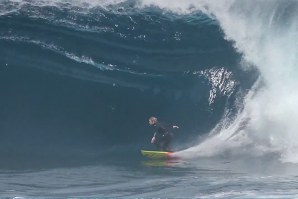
[148,116,179,152]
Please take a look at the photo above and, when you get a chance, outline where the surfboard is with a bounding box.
[141,150,176,159]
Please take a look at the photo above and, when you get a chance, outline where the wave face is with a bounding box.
[0,0,260,168]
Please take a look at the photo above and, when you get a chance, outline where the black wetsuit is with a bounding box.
[152,122,173,152]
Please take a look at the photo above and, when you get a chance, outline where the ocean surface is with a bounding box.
[1,0,298,198]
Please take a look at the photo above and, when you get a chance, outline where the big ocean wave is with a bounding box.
[0,0,296,166]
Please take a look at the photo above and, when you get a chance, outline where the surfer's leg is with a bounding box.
[163,135,172,152]
[155,140,162,151]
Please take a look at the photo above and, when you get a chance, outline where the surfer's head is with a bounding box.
[149,116,157,125]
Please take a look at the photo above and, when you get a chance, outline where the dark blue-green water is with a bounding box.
[1,0,298,198]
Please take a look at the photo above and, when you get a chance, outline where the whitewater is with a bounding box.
[1,0,298,198]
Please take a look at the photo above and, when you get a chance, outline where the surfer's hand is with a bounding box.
[173,125,179,129]
[151,137,155,144]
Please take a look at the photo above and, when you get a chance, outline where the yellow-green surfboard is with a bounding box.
[141,150,176,159]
